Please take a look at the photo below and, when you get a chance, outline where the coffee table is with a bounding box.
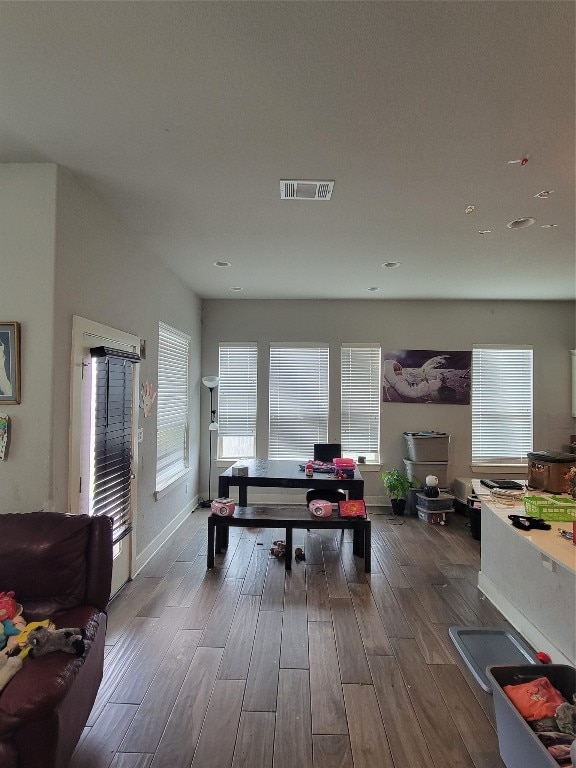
[207,505,371,572]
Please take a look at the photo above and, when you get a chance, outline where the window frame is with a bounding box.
[155,322,191,493]
[471,345,533,468]
[340,343,381,463]
[217,342,258,460]
[268,342,330,460]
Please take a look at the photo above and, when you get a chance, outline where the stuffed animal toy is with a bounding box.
[270,540,286,558]
[0,591,22,622]
[0,619,21,651]
[4,619,53,657]
[25,625,86,658]
[423,475,440,498]
[0,653,22,692]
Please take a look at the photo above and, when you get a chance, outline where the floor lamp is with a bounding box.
[200,376,219,508]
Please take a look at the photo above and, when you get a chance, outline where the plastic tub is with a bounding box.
[403,458,448,488]
[404,432,450,462]
[486,664,576,768]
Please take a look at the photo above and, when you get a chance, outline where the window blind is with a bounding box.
[472,346,533,464]
[156,323,190,489]
[269,344,329,459]
[218,343,258,459]
[341,344,381,462]
[90,348,139,543]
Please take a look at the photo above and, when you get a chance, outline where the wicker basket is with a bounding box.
[522,495,576,522]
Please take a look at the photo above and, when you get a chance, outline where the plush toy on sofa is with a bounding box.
[25,625,86,658]
[4,619,52,657]
[0,618,22,651]
[0,652,22,692]
[0,590,23,622]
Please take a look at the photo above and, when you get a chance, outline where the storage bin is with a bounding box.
[416,491,454,511]
[527,451,576,494]
[417,507,449,524]
[523,495,576,523]
[486,664,576,768]
[403,458,448,488]
[404,432,450,462]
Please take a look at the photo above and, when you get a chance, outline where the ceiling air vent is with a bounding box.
[280,180,334,200]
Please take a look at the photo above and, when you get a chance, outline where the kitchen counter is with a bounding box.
[478,496,576,666]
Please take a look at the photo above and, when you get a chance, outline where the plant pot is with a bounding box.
[391,498,406,516]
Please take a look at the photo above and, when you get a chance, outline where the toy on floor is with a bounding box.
[25,625,86,658]
[271,540,286,558]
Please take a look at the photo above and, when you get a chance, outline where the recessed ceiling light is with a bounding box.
[541,223,558,228]
[229,286,243,291]
[534,190,553,199]
[367,287,380,292]
[213,261,231,267]
[465,205,475,214]
[382,261,400,268]
[507,217,536,229]
[478,230,492,235]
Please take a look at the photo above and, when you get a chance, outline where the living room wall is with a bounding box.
[201,299,576,503]
[0,164,202,570]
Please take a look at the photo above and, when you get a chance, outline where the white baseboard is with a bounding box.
[133,496,198,576]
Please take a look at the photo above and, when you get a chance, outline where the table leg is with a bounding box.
[218,477,228,499]
[364,519,371,573]
[353,524,364,557]
[285,527,292,571]
[239,484,247,507]
[349,484,365,500]
[207,517,215,569]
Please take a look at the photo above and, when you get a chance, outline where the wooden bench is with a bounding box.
[207,505,371,572]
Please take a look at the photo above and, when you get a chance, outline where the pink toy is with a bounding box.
[333,457,356,469]
[308,499,333,518]
[211,498,236,517]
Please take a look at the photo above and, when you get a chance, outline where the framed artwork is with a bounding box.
[0,322,21,404]
[382,348,471,404]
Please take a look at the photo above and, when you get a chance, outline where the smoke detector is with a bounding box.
[280,180,334,200]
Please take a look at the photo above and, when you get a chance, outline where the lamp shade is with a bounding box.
[208,421,219,431]
[202,375,219,389]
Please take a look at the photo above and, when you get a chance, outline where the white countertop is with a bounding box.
[482,495,576,573]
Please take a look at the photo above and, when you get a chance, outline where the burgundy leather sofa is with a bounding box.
[0,511,113,768]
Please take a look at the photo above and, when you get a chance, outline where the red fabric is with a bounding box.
[503,677,566,721]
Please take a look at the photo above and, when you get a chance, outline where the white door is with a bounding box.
[70,316,140,596]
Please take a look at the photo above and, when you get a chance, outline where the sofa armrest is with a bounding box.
[85,515,114,611]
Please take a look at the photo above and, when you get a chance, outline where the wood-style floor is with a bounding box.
[70,507,511,768]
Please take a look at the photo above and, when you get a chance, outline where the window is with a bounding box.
[269,343,329,459]
[341,344,381,462]
[156,322,190,490]
[217,343,258,459]
[472,346,533,465]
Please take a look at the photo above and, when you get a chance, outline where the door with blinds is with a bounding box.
[70,316,141,596]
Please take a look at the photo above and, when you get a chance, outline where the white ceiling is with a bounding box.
[1,1,574,301]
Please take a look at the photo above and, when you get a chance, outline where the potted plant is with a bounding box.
[381,469,412,516]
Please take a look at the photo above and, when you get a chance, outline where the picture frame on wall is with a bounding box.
[0,322,21,404]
